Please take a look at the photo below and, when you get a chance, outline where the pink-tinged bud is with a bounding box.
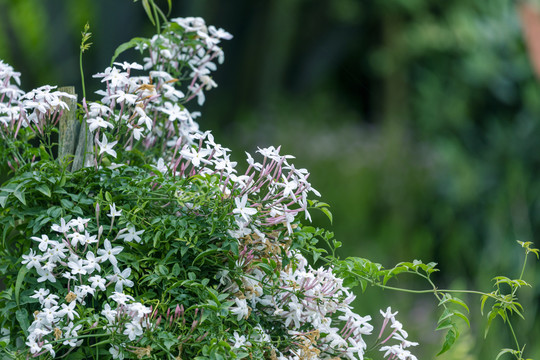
[98,225,103,238]
[175,304,181,319]
[166,307,171,319]
[91,321,98,328]
[156,316,162,326]
[196,332,209,342]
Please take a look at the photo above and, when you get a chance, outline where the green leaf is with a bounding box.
[485,310,498,338]
[35,184,51,197]
[0,193,8,208]
[452,310,470,328]
[437,328,457,356]
[13,190,26,205]
[446,296,470,313]
[156,264,169,276]
[320,207,333,224]
[15,309,29,335]
[15,266,29,306]
[192,249,219,266]
[110,37,149,66]
[153,230,162,248]
[60,199,74,209]
[142,0,156,25]
[496,348,518,360]
[480,294,489,315]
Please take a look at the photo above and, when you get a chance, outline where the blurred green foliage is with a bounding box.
[1,0,539,358]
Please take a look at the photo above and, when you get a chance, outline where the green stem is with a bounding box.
[519,253,528,282]
[344,270,512,303]
[80,50,86,100]
[506,318,522,358]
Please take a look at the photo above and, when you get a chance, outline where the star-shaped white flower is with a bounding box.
[96,134,118,158]
[233,195,257,222]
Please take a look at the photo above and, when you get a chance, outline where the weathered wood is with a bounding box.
[72,116,94,171]
[57,86,93,171]
[58,86,78,171]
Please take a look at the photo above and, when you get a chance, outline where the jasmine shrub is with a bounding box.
[0,13,536,360]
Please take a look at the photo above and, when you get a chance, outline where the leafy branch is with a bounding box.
[133,0,172,34]
[322,233,539,358]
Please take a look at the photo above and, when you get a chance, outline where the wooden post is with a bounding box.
[57,86,93,171]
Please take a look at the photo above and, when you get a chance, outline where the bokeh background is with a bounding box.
[1,0,540,358]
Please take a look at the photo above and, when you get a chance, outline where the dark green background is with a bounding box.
[1,0,539,358]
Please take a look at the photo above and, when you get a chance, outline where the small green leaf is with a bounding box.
[192,249,219,266]
[15,266,29,306]
[452,310,470,328]
[321,207,333,224]
[485,310,498,338]
[60,199,74,209]
[15,309,29,335]
[141,0,156,25]
[0,193,7,208]
[496,348,518,360]
[437,328,457,356]
[110,37,149,65]
[13,190,26,205]
[480,294,489,315]
[153,230,162,248]
[36,184,51,197]
[447,296,470,313]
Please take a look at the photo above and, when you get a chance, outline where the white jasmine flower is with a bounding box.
[97,239,123,267]
[62,322,83,347]
[67,256,87,276]
[82,231,98,245]
[83,251,101,274]
[68,217,90,232]
[109,345,124,359]
[110,292,134,305]
[88,275,107,291]
[123,322,143,341]
[87,116,113,132]
[96,134,118,158]
[230,297,249,321]
[107,203,122,218]
[22,249,43,270]
[232,331,249,348]
[59,301,79,321]
[107,267,134,292]
[30,288,50,303]
[67,231,86,247]
[31,234,56,252]
[36,267,56,283]
[117,226,144,243]
[114,61,143,71]
[161,102,189,122]
[51,218,70,233]
[41,293,59,308]
[233,194,257,222]
[102,303,117,324]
